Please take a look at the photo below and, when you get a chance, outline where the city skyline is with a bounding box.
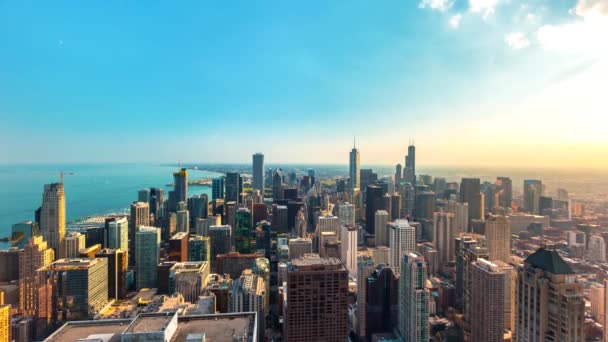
[1,0,607,167]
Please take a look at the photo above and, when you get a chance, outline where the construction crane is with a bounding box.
[60,171,75,184]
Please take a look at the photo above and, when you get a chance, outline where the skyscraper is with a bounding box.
[433,211,456,269]
[516,248,584,341]
[317,215,340,236]
[288,238,312,260]
[395,164,402,187]
[470,258,512,342]
[398,252,429,342]
[209,225,232,260]
[349,140,360,194]
[95,248,127,300]
[212,176,225,201]
[337,202,355,226]
[107,217,128,254]
[587,235,606,262]
[60,232,85,258]
[284,255,348,342]
[524,179,543,215]
[460,178,482,222]
[188,235,210,262]
[135,226,160,290]
[0,304,8,342]
[11,221,37,249]
[366,265,399,338]
[365,184,383,235]
[173,168,188,205]
[496,177,513,208]
[340,224,358,277]
[357,255,376,340]
[252,153,264,199]
[486,215,511,264]
[129,201,150,265]
[225,172,242,205]
[403,143,416,184]
[40,182,65,257]
[188,194,208,223]
[19,236,55,317]
[375,210,390,246]
[389,220,416,276]
[415,191,436,220]
[272,169,283,200]
[230,269,267,341]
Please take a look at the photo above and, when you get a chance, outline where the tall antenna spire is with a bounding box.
[353,136,356,149]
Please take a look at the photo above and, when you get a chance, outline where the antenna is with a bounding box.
[353,136,356,149]
[59,171,74,184]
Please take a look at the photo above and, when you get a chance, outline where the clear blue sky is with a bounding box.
[1,1,607,167]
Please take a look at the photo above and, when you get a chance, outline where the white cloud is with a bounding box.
[536,0,608,53]
[419,0,454,12]
[505,32,530,50]
[469,0,499,19]
[449,14,463,28]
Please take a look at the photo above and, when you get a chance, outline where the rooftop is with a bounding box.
[44,319,133,342]
[124,312,175,334]
[525,248,574,274]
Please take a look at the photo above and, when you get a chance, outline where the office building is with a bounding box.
[288,238,312,260]
[365,185,384,235]
[357,255,376,340]
[403,144,416,184]
[389,220,416,276]
[40,182,66,257]
[235,208,253,254]
[415,191,436,220]
[590,283,604,323]
[433,211,456,268]
[171,261,210,303]
[523,179,543,215]
[272,205,289,233]
[229,269,266,341]
[272,169,283,200]
[337,202,355,226]
[176,209,189,233]
[252,153,265,200]
[0,304,8,342]
[129,201,150,265]
[225,172,242,205]
[188,235,210,262]
[19,236,55,317]
[284,255,348,342]
[11,221,37,249]
[496,177,513,208]
[340,224,358,277]
[135,226,160,290]
[418,243,439,276]
[350,141,360,194]
[515,248,584,341]
[215,252,262,280]
[0,248,19,283]
[319,232,340,258]
[398,252,429,342]
[39,258,108,320]
[395,164,402,187]
[375,210,390,246]
[317,215,340,236]
[95,248,127,300]
[212,176,225,201]
[60,232,85,259]
[366,265,399,338]
[447,200,469,233]
[149,188,164,220]
[587,235,606,262]
[470,258,512,342]
[486,215,511,264]
[107,217,128,255]
[455,236,488,329]
[460,178,482,222]
[188,194,208,223]
[169,232,189,262]
[208,225,232,261]
[398,182,415,219]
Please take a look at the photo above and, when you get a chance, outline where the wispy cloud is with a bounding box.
[449,13,463,28]
[505,32,530,50]
[419,0,454,12]
[469,0,499,19]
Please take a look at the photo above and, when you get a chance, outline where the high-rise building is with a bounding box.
[523,179,543,215]
[176,209,189,233]
[317,215,340,236]
[40,182,66,257]
[398,252,429,342]
[357,255,375,340]
[350,141,360,195]
[447,200,469,233]
[212,176,225,201]
[415,191,436,220]
[587,235,606,262]
[168,232,189,262]
[398,182,415,219]
[60,232,85,258]
[454,236,489,332]
[340,224,358,277]
[433,211,456,269]
[389,220,416,276]
[0,304,8,342]
[337,202,355,227]
[95,248,127,300]
[0,248,19,283]
[360,169,377,193]
[366,265,399,338]
[225,172,242,205]
[149,187,164,221]
[403,144,416,184]
[515,248,584,341]
[171,261,210,303]
[38,258,108,320]
[496,177,513,208]
[19,236,54,317]
[272,169,283,200]
[486,215,511,264]
[590,283,604,323]
[288,238,312,260]
[395,164,402,187]
[470,258,512,342]
[365,185,384,235]
[229,269,267,341]
[188,235,210,262]
[129,201,150,265]
[252,153,265,200]
[188,194,208,224]
[375,210,390,246]
[208,225,232,260]
[604,280,608,342]
[135,226,160,290]
[138,188,151,204]
[460,178,482,222]
[107,217,128,263]
[173,168,188,206]
[11,221,37,249]
[215,252,263,279]
[284,255,348,342]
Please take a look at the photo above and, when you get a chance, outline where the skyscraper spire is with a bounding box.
[354,136,356,149]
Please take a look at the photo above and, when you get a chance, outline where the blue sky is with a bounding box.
[1,0,607,167]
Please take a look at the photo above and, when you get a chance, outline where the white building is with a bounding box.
[590,283,605,323]
[587,235,606,262]
[389,219,416,276]
[375,210,390,247]
[340,225,358,277]
[338,202,356,227]
[318,215,340,237]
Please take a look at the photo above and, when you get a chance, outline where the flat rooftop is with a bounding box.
[44,319,133,342]
[171,314,255,342]
[124,312,174,333]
